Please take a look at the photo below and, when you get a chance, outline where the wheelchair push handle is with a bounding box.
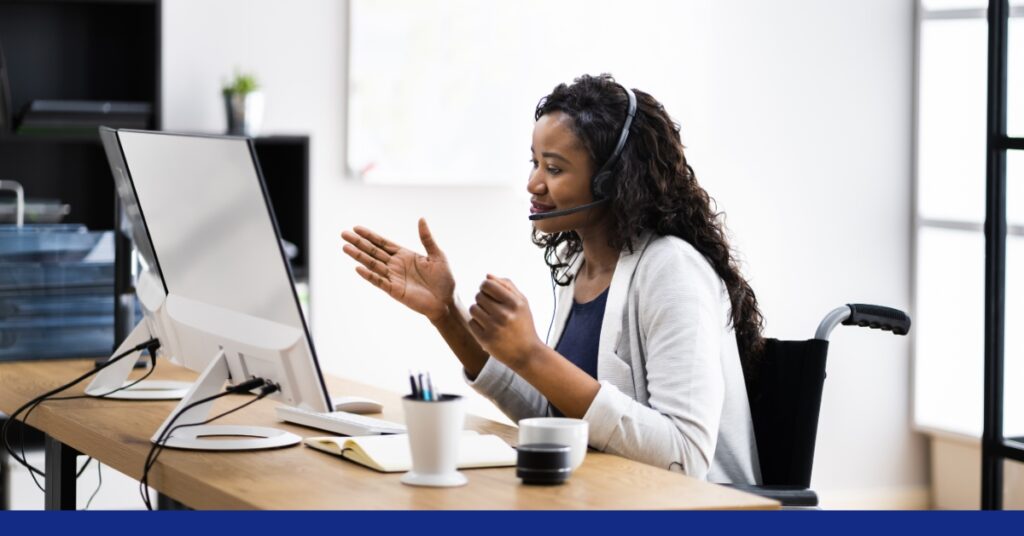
[815,304,912,340]
[843,304,911,335]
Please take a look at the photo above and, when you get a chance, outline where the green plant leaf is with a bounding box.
[223,71,260,96]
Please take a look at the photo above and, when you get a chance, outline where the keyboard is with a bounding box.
[276,405,407,436]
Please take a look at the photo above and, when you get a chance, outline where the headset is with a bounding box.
[529,85,638,221]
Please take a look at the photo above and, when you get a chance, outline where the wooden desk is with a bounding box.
[0,359,777,510]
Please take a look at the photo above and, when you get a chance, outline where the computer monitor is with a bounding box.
[105,129,332,450]
[84,128,190,400]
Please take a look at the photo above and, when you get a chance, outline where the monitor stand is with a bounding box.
[86,321,192,400]
[150,349,301,451]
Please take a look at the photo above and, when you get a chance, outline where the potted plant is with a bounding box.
[222,70,263,136]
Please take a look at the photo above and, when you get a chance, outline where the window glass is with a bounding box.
[915,227,985,436]
[921,0,987,10]
[1010,150,1024,225]
[1009,17,1024,138]
[1005,234,1024,437]
[921,1,1024,10]
[918,18,988,223]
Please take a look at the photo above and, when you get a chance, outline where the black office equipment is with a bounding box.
[0,198,69,225]
[724,303,911,508]
[16,100,152,134]
[0,36,10,132]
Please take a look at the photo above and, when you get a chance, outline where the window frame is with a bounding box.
[913,0,1024,510]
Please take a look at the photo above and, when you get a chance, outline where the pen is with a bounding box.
[408,371,418,398]
[426,373,437,401]
[422,372,432,401]
[417,372,426,401]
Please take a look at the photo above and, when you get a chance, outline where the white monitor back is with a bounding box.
[116,130,330,412]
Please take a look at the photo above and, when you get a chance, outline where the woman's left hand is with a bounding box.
[467,274,545,372]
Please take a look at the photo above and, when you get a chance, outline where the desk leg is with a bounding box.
[157,493,189,510]
[0,443,9,510]
[44,435,79,510]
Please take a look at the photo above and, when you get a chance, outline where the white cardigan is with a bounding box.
[465,232,761,484]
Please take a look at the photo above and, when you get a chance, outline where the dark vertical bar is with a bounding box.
[113,194,133,344]
[153,0,162,131]
[157,492,190,510]
[44,435,78,510]
[301,137,311,325]
[0,439,10,510]
[982,0,1009,511]
[108,194,136,370]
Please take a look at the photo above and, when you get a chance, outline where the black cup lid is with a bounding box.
[516,442,572,470]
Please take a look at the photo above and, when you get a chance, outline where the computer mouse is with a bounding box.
[331,395,384,414]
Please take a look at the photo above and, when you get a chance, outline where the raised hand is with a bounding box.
[467,274,545,372]
[340,218,455,322]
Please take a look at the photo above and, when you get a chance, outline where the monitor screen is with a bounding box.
[114,130,329,411]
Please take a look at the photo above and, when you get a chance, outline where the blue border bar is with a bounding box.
[1,511,1023,535]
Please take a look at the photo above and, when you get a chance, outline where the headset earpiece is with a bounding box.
[591,168,616,200]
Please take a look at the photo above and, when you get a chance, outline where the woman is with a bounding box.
[341,74,762,484]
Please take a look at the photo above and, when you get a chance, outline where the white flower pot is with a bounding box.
[224,90,264,136]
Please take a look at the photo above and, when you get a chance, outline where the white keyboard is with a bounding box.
[276,405,407,436]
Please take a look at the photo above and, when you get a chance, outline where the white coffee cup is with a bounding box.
[518,417,589,471]
[400,394,468,487]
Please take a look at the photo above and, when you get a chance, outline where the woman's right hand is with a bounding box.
[340,218,456,322]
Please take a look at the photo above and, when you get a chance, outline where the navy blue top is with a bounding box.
[551,286,609,416]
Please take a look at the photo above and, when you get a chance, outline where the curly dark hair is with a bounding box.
[532,73,765,372]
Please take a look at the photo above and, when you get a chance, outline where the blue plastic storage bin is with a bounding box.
[0,224,125,361]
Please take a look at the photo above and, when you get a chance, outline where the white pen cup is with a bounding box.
[518,417,589,471]
[400,394,468,487]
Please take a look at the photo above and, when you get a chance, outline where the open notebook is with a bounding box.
[303,431,517,473]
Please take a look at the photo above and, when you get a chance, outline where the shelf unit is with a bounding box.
[0,0,162,230]
[0,0,312,512]
[0,0,311,353]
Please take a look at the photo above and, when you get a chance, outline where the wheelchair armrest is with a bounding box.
[721,483,820,508]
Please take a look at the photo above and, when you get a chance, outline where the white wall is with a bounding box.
[161,0,346,177]
[161,0,925,508]
[692,1,925,507]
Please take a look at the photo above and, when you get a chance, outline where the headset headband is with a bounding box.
[610,86,637,161]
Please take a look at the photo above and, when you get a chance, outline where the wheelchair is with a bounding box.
[724,303,912,508]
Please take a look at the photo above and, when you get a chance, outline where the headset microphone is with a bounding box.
[528,85,637,222]
[528,198,609,221]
